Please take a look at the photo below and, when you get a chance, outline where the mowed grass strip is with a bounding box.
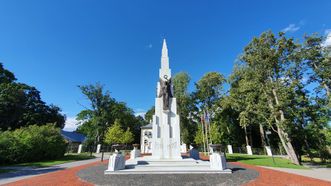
[226,153,309,169]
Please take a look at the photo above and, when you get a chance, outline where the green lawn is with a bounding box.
[1,153,95,168]
[226,153,309,169]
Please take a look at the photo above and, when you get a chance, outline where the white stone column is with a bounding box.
[246,145,253,155]
[227,145,233,154]
[265,146,273,156]
[96,144,101,153]
[77,144,83,154]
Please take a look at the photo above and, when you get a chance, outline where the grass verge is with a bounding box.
[226,153,309,169]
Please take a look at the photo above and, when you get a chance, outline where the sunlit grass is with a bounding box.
[226,153,309,169]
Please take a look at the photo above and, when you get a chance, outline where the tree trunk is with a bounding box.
[271,88,300,165]
[264,88,300,165]
[259,124,266,147]
[244,127,249,146]
[249,127,253,146]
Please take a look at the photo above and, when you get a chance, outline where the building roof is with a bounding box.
[61,130,86,143]
[141,123,152,129]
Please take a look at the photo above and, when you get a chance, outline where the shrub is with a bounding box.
[0,124,66,164]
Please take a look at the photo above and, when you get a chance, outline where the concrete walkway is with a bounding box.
[260,166,331,182]
[0,155,105,185]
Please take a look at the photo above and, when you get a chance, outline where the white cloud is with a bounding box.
[322,29,331,47]
[282,24,300,33]
[134,108,146,118]
[135,112,146,118]
[63,116,80,132]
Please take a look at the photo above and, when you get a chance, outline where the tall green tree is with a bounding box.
[0,63,65,130]
[173,72,198,144]
[77,83,114,145]
[77,83,144,146]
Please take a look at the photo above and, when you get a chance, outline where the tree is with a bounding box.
[77,83,114,145]
[144,106,155,123]
[173,72,198,145]
[77,83,144,146]
[237,31,304,164]
[195,72,226,111]
[122,128,134,145]
[194,72,226,149]
[104,119,124,145]
[0,63,16,84]
[304,35,331,100]
[0,63,65,130]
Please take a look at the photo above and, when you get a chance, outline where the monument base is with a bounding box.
[104,156,232,174]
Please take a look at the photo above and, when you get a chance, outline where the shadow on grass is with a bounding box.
[226,154,267,162]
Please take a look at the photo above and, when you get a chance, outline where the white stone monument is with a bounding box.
[105,39,232,174]
[151,39,182,160]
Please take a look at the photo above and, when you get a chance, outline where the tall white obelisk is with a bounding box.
[151,39,182,160]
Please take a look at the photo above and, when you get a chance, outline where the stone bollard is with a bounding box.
[96,144,101,153]
[227,145,233,154]
[209,144,230,172]
[130,144,141,160]
[210,152,227,170]
[105,151,126,173]
[246,145,253,155]
[77,144,83,154]
[265,146,273,156]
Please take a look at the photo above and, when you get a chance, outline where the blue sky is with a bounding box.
[0,1,330,131]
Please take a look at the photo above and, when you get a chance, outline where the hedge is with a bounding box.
[0,124,67,164]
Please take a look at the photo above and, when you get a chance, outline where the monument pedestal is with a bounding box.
[105,152,125,173]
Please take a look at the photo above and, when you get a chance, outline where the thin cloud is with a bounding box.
[135,112,146,118]
[282,24,300,33]
[63,116,80,132]
[134,108,146,118]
